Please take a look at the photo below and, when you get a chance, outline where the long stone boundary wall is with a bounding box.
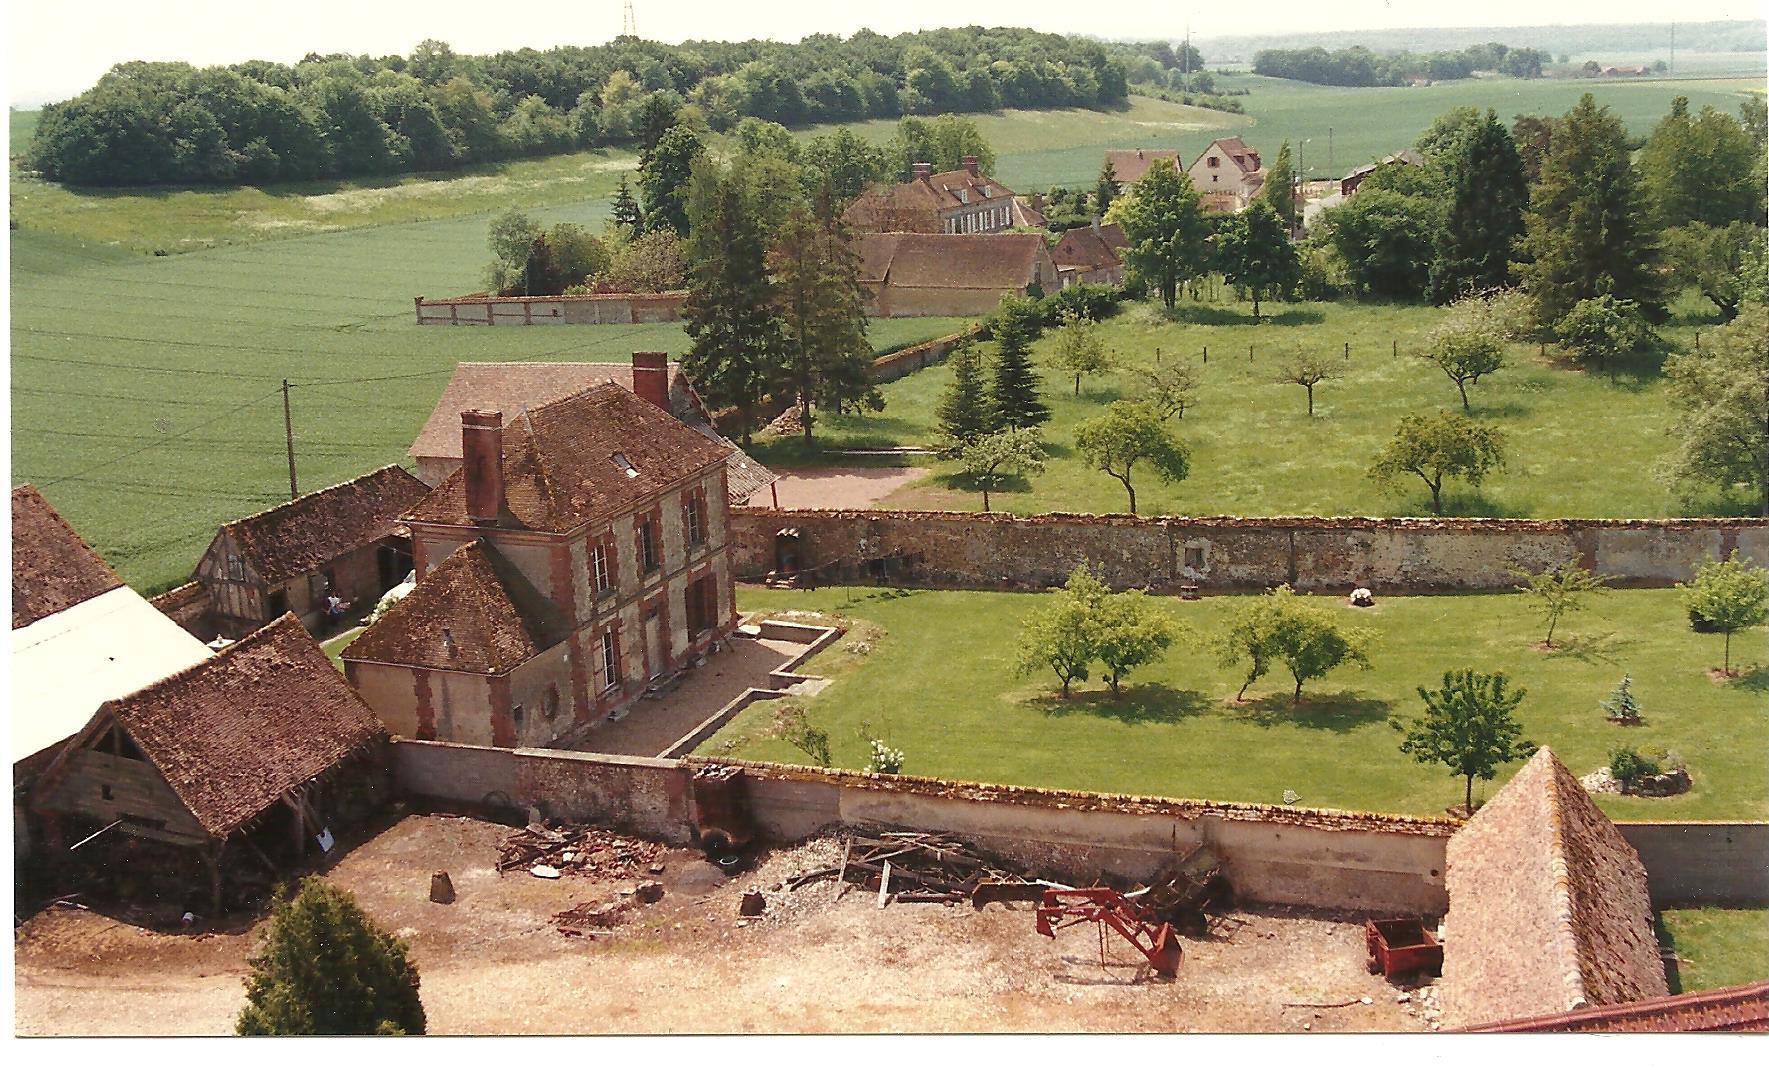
[868,328,979,384]
[414,292,686,326]
[731,509,1768,593]
[1619,822,1769,904]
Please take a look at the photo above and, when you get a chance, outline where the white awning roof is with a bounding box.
[11,586,213,765]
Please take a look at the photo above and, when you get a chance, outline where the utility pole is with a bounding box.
[282,379,298,499]
[1183,21,1192,97]
[1328,127,1333,172]
[1670,22,1676,73]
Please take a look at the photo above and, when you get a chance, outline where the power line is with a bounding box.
[37,387,285,488]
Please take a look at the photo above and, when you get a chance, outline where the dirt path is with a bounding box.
[15,815,1428,1035]
[748,467,929,510]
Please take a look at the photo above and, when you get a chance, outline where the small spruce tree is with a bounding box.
[1600,674,1643,723]
[936,339,995,445]
[989,313,1050,429]
[611,174,644,235]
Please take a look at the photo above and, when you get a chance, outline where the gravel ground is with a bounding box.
[15,813,1429,1035]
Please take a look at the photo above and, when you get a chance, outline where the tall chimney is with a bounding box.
[912,162,933,181]
[631,351,670,412]
[461,410,505,525]
[1091,214,1101,236]
[961,154,979,176]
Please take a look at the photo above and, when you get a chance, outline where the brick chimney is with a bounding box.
[461,410,505,525]
[1091,214,1101,236]
[961,155,979,176]
[631,351,670,412]
[912,162,933,181]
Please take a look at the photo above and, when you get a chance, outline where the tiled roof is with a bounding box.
[1343,149,1428,183]
[1441,747,1669,1028]
[86,615,385,838]
[406,381,731,534]
[1051,224,1126,272]
[11,485,125,629]
[343,540,568,674]
[855,233,1049,290]
[217,466,429,586]
[844,169,1017,230]
[1465,981,1769,1033]
[1196,136,1262,175]
[409,361,699,461]
[1105,149,1184,188]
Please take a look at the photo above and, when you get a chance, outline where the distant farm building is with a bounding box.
[856,232,1060,317]
[407,354,774,503]
[1104,149,1184,189]
[844,158,1041,235]
[1050,219,1129,287]
[1340,149,1428,197]
[192,466,429,639]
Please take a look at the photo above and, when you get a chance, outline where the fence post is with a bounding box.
[1202,345,1207,364]
[1344,341,1350,361]
[413,296,423,325]
[1392,339,1397,358]
[1248,343,1254,360]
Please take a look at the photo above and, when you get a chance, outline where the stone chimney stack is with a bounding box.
[962,155,979,176]
[912,162,933,181]
[631,351,670,412]
[461,410,506,525]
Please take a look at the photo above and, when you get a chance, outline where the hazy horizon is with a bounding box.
[8,1,1763,107]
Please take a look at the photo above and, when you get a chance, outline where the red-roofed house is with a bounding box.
[30,615,389,907]
[856,232,1059,317]
[845,157,1026,235]
[192,465,430,639]
[1104,149,1184,190]
[343,378,739,749]
[1050,219,1129,287]
[1186,137,1266,212]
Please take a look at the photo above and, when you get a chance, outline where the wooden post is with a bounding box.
[1344,341,1350,361]
[204,841,225,915]
[288,790,306,857]
[282,380,298,500]
[1249,343,1254,360]
[486,301,495,326]
[413,296,424,325]
[1392,339,1397,358]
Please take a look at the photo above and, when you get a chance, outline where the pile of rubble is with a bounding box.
[783,831,1028,904]
[497,822,663,880]
[551,879,666,938]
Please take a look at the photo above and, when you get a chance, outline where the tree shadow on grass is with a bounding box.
[1654,912,1687,994]
[1236,690,1394,733]
[1469,400,1532,420]
[1434,491,1527,519]
[1544,630,1637,666]
[1727,664,1769,693]
[1023,683,1213,726]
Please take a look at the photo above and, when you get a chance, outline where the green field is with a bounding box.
[7,227,968,591]
[713,586,1767,821]
[1659,908,1769,992]
[749,294,1746,521]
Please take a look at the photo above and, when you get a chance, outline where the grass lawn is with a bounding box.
[321,627,364,672]
[708,585,1768,821]
[1659,908,1769,993]
[750,293,1748,520]
[7,227,969,591]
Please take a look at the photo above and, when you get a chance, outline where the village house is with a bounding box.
[856,232,1060,317]
[190,465,429,639]
[1439,747,1670,1029]
[407,354,774,504]
[1339,148,1428,197]
[1049,219,1129,287]
[11,485,215,858]
[1103,148,1184,191]
[1186,136,1266,213]
[29,615,390,909]
[343,379,740,749]
[844,157,1040,235]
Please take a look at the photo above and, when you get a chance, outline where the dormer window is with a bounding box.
[612,452,639,478]
[958,188,968,203]
[982,185,992,197]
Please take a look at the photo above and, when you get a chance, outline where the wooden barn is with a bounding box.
[29,616,390,910]
[194,465,428,638]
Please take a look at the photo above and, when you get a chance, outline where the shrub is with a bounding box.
[1609,746,1661,786]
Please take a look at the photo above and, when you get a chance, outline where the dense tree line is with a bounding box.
[27,27,1135,187]
[1252,42,1548,86]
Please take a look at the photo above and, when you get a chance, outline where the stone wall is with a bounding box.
[413,292,686,326]
[868,328,979,384]
[1619,822,1769,904]
[148,581,215,640]
[732,509,1768,593]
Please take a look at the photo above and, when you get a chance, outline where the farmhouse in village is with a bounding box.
[187,466,428,640]
[11,485,214,856]
[856,232,1059,317]
[344,380,740,749]
[1104,148,1184,190]
[408,353,774,503]
[1050,218,1129,286]
[844,157,1042,234]
[1105,140,1266,212]
[29,615,390,909]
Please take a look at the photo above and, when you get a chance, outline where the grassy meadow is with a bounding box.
[1659,907,1769,992]
[711,586,1768,821]
[751,293,1746,520]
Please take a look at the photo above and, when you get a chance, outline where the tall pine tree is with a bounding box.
[1095,159,1120,216]
[1261,141,1297,231]
[611,174,644,235]
[767,205,878,441]
[989,311,1050,429]
[1429,109,1528,303]
[1520,94,1667,327]
[936,338,994,446]
[682,159,784,446]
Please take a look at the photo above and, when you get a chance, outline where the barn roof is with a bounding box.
[1104,149,1183,188]
[1441,747,1669,1028]
[855,232,1050,291]
[343,540,568,675]
[11,485,124,629]
[405,381,731,534]
[1050,223,1127,272]
[214,466,429,586]
[1464,980,1769,1033]
[64,615,386,838]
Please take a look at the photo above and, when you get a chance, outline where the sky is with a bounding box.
[6,0,1761,107]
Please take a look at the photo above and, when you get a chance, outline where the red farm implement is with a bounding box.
[1364,917,1444,980]
[1034,886,1184,978]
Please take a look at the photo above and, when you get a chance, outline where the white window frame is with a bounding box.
[599,632,621,693]
[591,541,611,592]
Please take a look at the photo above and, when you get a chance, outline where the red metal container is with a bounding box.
[1365,917,1444,979]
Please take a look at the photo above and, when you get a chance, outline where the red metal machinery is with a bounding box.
[1034,887,1184,978]
[1365,917,1444,980]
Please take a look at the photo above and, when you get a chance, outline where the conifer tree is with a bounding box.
[237,878,425,1036]
[767,205,878,441]
[1520,94,1667,327]
[611,174,644,235]
[936,339,994,446]
[988,312,1050,429]
[682,159,784,445]
[1429,109,1528,303]
[1095,158,1120,216]
[1261,141,1296,230]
